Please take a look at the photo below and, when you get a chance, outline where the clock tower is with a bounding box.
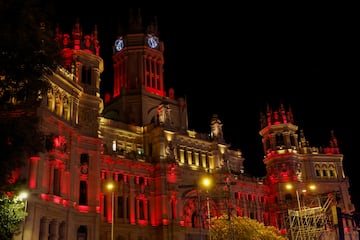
[102,9,187,131]
[111,12,163,99]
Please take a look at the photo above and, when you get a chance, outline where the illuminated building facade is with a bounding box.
[12,13,358,240]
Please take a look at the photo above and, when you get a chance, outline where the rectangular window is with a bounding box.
[81,67,92,84]
[171,199,176,219]
[139,200,145,220]
[117,174,123,182]
[79,180,88,205]
[126,197,129,218]
[117,196,124,218]
[104,195,108,218]
[53,168,60,196]
[148,199,150,221]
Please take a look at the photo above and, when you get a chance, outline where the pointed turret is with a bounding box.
[260,104,299,157]
[210,114,225,143]
[128,8,143,33]
[72,18,82,50]
[324,130,340,154]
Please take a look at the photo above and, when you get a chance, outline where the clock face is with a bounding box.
[147,35,158,48]
[115,37,124,51]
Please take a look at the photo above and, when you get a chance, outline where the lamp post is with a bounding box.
[19,191,28,240]
[198,189,202,239]
[200,176,212,240]
[206,196,211,230]
[226,177,233,240]
[106,182,115,240]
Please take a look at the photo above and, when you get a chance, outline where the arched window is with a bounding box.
[81,66,92,85]
[328,164,337,178]
[314,164,321,177]
[77,225,87,240]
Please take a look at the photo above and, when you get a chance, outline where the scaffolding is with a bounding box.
[287,193,334,240]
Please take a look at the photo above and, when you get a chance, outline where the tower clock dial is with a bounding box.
[147,34,158,48]
[115,37,124,51]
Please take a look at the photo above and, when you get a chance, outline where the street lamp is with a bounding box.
[18,191,29,240]
[200,176,213,240]
[106,182,115,240]
[226,177,233,240]
[18,191,28,211]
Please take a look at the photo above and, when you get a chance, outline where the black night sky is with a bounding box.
[49,5,358,210]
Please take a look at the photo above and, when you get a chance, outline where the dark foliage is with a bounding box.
[0,0,62,106]
[0,113,45,190]
[0,193,27,240]
[0,0,62,190]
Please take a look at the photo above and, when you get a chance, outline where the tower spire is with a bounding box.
[129,8,143,33]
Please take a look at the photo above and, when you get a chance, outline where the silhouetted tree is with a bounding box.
[0,0,61,190]
[0,0,61,237]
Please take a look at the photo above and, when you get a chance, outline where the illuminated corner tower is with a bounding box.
[259,104,356,240]
[259,104,301,227]
[260,104,300,185]
[18,20,104,240]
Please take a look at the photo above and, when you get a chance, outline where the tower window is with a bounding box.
[265,138,271,152]
[81,67,92,85]
[290,134,296,147]
[275,134,284,148]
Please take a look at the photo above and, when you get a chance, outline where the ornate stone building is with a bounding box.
[13,12,358,240]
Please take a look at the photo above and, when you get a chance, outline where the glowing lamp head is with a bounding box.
[203,178,211,187]
[18,191,28,201]
[308,184,316,191]
[285,183,293,191]
[106,183,115,191]
[200,176,213,190]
